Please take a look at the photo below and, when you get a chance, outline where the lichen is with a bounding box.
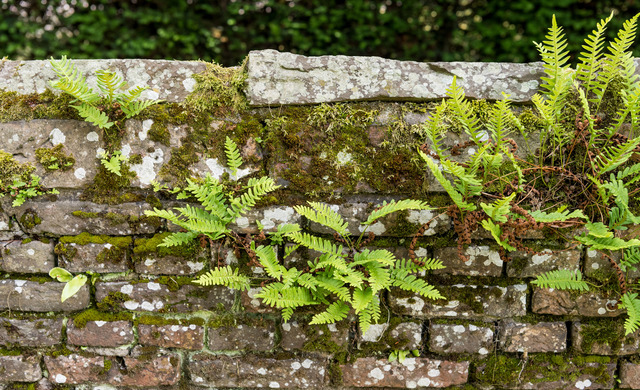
[96,291,130,312]
[183,60,248,115]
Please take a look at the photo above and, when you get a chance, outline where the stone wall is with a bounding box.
[0,51,638,389]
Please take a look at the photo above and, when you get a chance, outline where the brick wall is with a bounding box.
[0,52,639,389]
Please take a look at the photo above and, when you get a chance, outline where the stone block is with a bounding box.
[433,246,503,276]
[95,281,234,313]
[45,354,108,384]
[0,239,54,273]
[56,234,131,273]
[498,320,566,353]
[0,280,89,312]
[0,354,42,383]
[188,354,327,388]
[620,362,640,389]
[584,249,640,281]
[340,357,469,388]
[359,320,422,351]
[532,288,623,317]
[67,319,134,348]
[572,320,640,355]
[246,50,543,105]
[429,322,494,355]
[280,319,349,355]
[132,233,206,275]
[507,249,581,278]
[239,287,278,313]
[138,321,204,350]
[208,318,276,351]
[390,284,527,319]
[0,317,62,347]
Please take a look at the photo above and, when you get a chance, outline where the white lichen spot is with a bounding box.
[0,221,8,230]
[328,323,337,332]
[406,380,417,389]
[598,307,607,315]
[140,301,155,311]
[139,119,153,141]
[171,325,180,332]
[302,359,313,368]
[120,285,133,294]
[282,323,291,332]
[87,131,99,142]
[130,148,164,186]
[368,367,384,380]
[397,297,425,313]
[27,248,35,256]
[479,347,489,355]
[183,77,197,92]
[587,250,597,258]
[15,280,26,287]
[359,221,386,235]
[103,243,112,250]
[260,207,295,230]
[531,250,553,265]
[96,147,106,158]
[147,282,161,291]
[144,259,156,266]
[414,247,428,258]
[235,216,250,229]
[11,134,19,143]
[591,262,600,270]
[123,300,139,310]
[187,261,205,272]
[417,378,432,387]
[94,321,106,327]
[453,325,466,334]
[269,382,280,388]
[336,149,353,166]
[55,374,67,383]
[428,368,440,377]
[575,379,592,389]
[445,311,458,316]
[194,377,204,383]
[362,324,388,342]
[291,362,301,370]
[50,128,66,145]
[146,90,160,100]
[74,168,86,180]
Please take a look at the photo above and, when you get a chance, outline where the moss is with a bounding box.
[206,313,236,329]
[327,362,343,386]
[145,194,162,210]
[59,232,132,247]
[96,291,130,312]
[71,210,99,219]
[0,89,79,122]
[518,108,545,133]
[158,144,199,187]
[0,149,35,189]
[19,210,41,229]
[80,162,140,205]
[34,144,75,171]
[47,345,74,358]
[133,232,199,258]
[183,60,248,115]
[578,318,625,354]
[73,308,133,329]
[99,358,112,375]
[136,314,205,327]
[20,237,32,244]
[153,275,195,292]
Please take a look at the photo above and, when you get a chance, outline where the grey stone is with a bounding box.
[620,362,640,389]
[584,249,640,281]
[208,320,276,351]
[138,323,204,350]
[132,234,206,276]
[0,239,54,273]
[246,50,544,105]
[0,317,63,346]
[95,281,234,313]
[572,322,640,355]
[188,354,327,388]
[498,320,566,353]
[532,288,624,317]
[390,284,527,319]
[0,59,206,102]
[0,120,102,189]
[359,321,422,351]
[67,319,134,348]
[507,249,581,278]
[429,322,494,355]
[433,246,503,277]
[280,319,349,354]
[0,355,42,383]
[0,279,89,312]
[57,236,130,273]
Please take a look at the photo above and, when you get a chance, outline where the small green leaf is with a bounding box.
[49,267,73,283]
[61,274,88,302]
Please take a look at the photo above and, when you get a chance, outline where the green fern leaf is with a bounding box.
[294,202,349,236]
[595,137,640,176]
[95,69,126,102]
[73,103,113,129]
[419,150,476,212]
[314,275,350,301]
[363,199,432,226]
[446,77,484,144]
[481,219,516,251]
[288,232,344,256]
[535,15,572,95]
[157,232,198,248]
[254,245,283,280]
[365,261,391,293]
[620,292,640,335]
[358,296,381,335]
[480,193,516,223]
[352,249,395,267]
[255,284,319,309]
[117,85,147,105]
[532,269,589,291]
[576,13,613,95]
[49,56,100,104]
[617,163,640,187]
[194,266,250,291]
[577,234,640,250]
[309,301,350,325]
[487,94,514,151]
[392,273,444,300]
[121,99,159,118]
[421,100,448,159]
[224,136,243,176]
[530,207,588,223]
[100,152,125,176]
[352,287,373,313]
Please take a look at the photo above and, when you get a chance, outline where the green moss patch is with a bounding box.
[72,308,133,329]
[34,144,75,171]
[183,60,247,115]
[133,232,200,258]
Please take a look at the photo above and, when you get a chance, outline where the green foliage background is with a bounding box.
[1,0,638,65]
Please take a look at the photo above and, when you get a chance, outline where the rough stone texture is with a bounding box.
[429,323,494,355]
[67,320,134,347]
[498,320,566,353]
[208,320,276,351]
[341,357,469,388]
[572,322,640,355]
[0,239,55,273]
[188,354,327,388]
[228,206,302,234]
[360,321,422,351]
[0,280,89,312]
[0,59,206,102]
[132,234,206,275]
[45,354,108,384]
[0,355,42,382]
[107,348,181,386]
[246,50,543,105]
[620,362,640,389]
[507,249,581,278]
[532,288,624,317]
[95,281,234,313]
[240,287,278,313]
[138,323,204,350]
[58,238,130,273]
[433,246,503,276]
[13,200,160,235]
[584,249,640,281]
[280,319,349,354]
[0,120,102,188]
[0,317,63,346]
[0,212,21,241]
[390,284,527,319]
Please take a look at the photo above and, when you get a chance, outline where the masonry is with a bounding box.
[0,50,639,389]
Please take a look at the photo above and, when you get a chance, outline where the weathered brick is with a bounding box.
[507,249,580,278]
[132,233,206,275]
[240,287,278,313]
[208,318,276,351]
[360,320,422,351]
[13,200,161,235]
[498,320,566,353]
[95,281,234,313]
[532,288,623,317]
[56,235,131,273]
[0,355,42,382]
[572,321,640,355]
[390,284,527,319]
[45,354,109,384]
[429,322,494,355]
[67,320,134,348]
[341,357,469,388]
[620,362,640,389]
[280,319,349,354]
[139,322,204,350]
[107,347,181,386]
[0,239,54,273]
[0,317,62,346]
[0,280,89,312]
[433,246,502,277]
[188,354,327,388]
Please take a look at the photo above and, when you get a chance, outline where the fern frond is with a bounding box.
[441,159,484,198]
[288,232,344,256]
[536,15,571,96]
[281,268,301,289]
[224,136,243,176]
[576,234,640,250]
[352,249,395,267]
[487,94,514,151]
[255,284,319,309]
[363,199,431,226]
[481,219,516,252]
[194,266,250,291]
[96,69,125,102]
[117,85,147,105]
[333,268,366,289]
[391,273,444,300]
[315,253,350,273]
[227,177,280,218]
[309,301,350,325]
[419,151,476,212]
[532,269,589,291]
[49,56,100,104]
[121,99,159,118]
[352,287,374,313]
[621,247,640,270]
[254,245,283,280]
[446,77,483,144]
[529,207,589,223]
[358,295,381,335]
[294,202,349,236]
[100,152,125,176]
[594,137,640,176]
[620,292,640,335]
[576,13,613,95]
[73,103,113,129]
[157,231,198,247]
[315,275,350,301]
[422,100,449,159]
[365,261,392,293]
[480,193,515,223]
[616,163,640,187]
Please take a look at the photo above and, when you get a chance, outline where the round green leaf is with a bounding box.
[49,267,73,283]
[61,274,87,302]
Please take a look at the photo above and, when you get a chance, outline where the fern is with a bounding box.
[73,103,113,129]
[481,219,516,252]
[532,269,589,291]
[391,271,444,300]
[121,99,159,118]
[529,207,588,223]
[364,261,392,293]
[620,292,640,335]
[100,151,126,176]
[224,136,243,176]
[535,15,571,96]
[96,69,125,102]
[576,13,613,95]
[309,301,350,325]
[422,100,449,159]
[487,93,514,151]
[480,193,515,223]
[363,199,432,226]
[254,245,283,280]
[358,296,381,335]
[594,137,640,176]
[255,284,319,309]
[352,249,395,267]
[419,151,476,212]
[50,56,100,104]
[576,234,640,251]
[295,202,349,236]
[194,266,251,291]
[287,231,344,256]
[157,231,199,247]
[352,287,374,313]
[314,275,350,301]
[446,77,484,144]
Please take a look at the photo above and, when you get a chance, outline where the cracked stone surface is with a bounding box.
[429,322,494,355]
[498,320,566,353]
[507,249,580,278]
[0,317,62,346]
[0,355,42,382]
[433,246,502,276]
[246,50,545,105]
[532,288,624,317]
[621,362,640,389]
[0,239,54,273]
[0,279,89,312]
